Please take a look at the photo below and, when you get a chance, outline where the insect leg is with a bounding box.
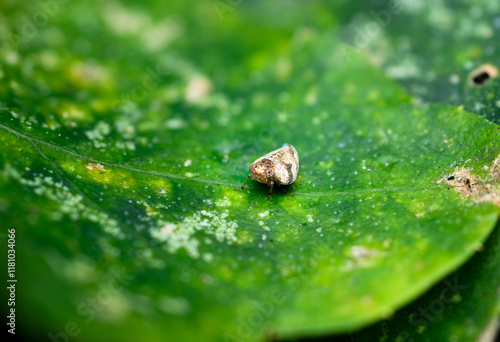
[268,181,274,202]
[234,174,251,190]
[281,186,295,196]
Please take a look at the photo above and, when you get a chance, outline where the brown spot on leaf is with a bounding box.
[86,163,105,171]
[439,155,500,206]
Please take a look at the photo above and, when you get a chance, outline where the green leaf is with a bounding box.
[327,1,500,338]
[335,0,500,125]
[1,1,499,341]
[318,224,500,342]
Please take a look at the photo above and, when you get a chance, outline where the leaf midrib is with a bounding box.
[1,123,457,197]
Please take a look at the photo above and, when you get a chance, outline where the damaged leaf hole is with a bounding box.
[468,63,498,87]
[440,155,500,206]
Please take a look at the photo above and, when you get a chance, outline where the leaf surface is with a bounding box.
[0,1,500,341]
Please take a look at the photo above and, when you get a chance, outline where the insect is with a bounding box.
[235,145,299,202]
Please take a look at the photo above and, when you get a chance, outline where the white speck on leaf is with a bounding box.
[150,209,239,259]
[215,197,231,207]
[259,211,269,218]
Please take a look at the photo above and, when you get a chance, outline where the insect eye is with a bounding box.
[266,169,272,175]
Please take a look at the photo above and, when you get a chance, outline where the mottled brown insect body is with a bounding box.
[235,145,299,201]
